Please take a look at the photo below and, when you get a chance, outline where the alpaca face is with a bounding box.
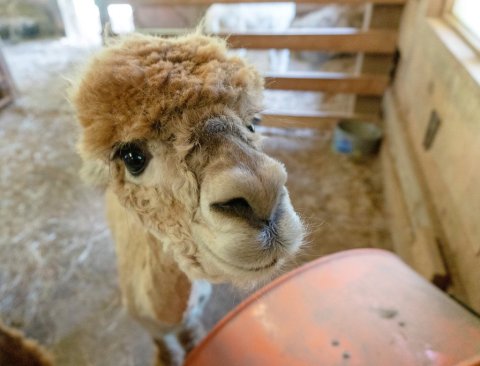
[190,117,304,285]
[106,113,304,286]
[74,33,304,286]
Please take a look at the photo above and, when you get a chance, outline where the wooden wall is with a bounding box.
[384,0,480,311]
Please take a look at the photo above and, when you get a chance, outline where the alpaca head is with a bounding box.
[73,33,304,286]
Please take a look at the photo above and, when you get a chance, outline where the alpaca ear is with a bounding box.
[80,159,110,187]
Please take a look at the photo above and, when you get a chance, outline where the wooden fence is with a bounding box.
[96,0,405,128]
[0,51,15,111]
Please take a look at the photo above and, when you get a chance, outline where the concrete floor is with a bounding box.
[0,39,390,365]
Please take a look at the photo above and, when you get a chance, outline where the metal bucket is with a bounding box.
[332,120,383,158]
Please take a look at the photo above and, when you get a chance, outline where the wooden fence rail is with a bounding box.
[265,71,389,95]
[224,29,397,53]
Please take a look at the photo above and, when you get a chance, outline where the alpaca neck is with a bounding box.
[105,188,192,336]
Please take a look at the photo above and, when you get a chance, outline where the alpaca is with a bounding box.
[72,32,305,365]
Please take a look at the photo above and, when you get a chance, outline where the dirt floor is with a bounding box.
[0,39,390,365]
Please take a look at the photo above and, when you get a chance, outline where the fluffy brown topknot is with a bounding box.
[73,33,264,159]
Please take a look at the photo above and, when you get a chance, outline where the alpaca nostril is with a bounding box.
[210,198,278,229]
[211,197,254,221]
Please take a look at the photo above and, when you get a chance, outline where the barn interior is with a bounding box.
[0,0,479,365]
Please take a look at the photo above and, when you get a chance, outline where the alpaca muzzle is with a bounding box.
[204,155,287,230]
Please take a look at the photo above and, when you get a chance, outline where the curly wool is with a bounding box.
[72,33,264,160]
[111,162,218,282]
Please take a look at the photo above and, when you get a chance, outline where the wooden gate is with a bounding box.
[96,0,405,128]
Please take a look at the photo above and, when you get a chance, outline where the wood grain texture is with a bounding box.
[260,110,378,128]
[391,0,480,311]
[224,29,398,53]
[354,3,403,114]
[265,72,389,95]
[383,91,448,286]
[0,50,16,109]
[381,145,413,263]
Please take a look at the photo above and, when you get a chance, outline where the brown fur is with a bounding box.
[0,322,54,366]
[72,32,304,365]
[73,33,263,160]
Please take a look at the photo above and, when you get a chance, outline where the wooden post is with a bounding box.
[355,4,403,116]
[381,144,414,263]
[94,0,111,38]
[383,91,449,288]
[0,50,15,110]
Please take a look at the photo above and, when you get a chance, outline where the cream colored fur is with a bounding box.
[72,33,305,365]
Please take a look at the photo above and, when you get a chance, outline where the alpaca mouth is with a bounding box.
[200,240,278,272]
[233,258,278,272]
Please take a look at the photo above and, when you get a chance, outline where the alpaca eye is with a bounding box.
[118,144,149,176]
[248,115,261,132]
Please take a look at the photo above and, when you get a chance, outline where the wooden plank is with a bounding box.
[264,72,389,95]
[381,144,414,263]
[224,29,398,53]
[358,54,396,75]
[411,228,449,289]
[0,51,15,92]
[384,92,433,240]
[366,1,406,266]
[383,91,448,287]
[366,4,404,29]
[260,110,378,128]
[0,50,15,109]
[392,10,480,309]
[353,96,382,115]
[354,4,402,114]
[94,0,110,38]
[104,0,407,5]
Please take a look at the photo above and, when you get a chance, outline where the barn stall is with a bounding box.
[0,0,479,365]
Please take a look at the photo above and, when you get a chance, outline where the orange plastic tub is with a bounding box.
[186,249,480,366]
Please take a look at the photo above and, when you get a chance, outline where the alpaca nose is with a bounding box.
[211,197,275,228]
[211,197,255,223]
[207,157,287,226]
